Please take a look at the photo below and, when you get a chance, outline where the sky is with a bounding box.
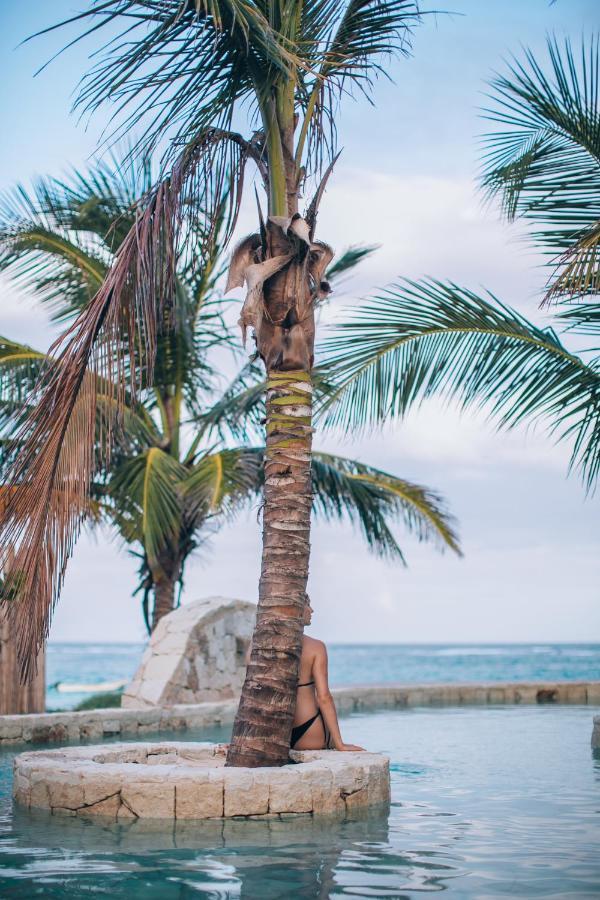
[0,0,598,645]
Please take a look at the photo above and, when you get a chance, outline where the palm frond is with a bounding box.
[546,220,600,301]
[0,338,46,418]
[183,446,263,522]
[196,361,267,444]
[311,451,461,560]
[320,278,600,491]
[557,301,600,340]
[108,447,187,566]
[29,152,155,248]
[0,184,109,319]
[0,132,246,676]
[321,242,378,299]
[480,35,600,299]
[297,0,421,168]
[35,0,302,160]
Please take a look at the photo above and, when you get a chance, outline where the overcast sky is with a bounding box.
[1,0,598,644]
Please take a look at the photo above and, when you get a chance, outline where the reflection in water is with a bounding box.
[0,707,599,897]
[4,799,468,897]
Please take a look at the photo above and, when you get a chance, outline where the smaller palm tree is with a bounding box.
[0,159,461,636]
[320,35,600,493]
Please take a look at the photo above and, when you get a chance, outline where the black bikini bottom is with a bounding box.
[291,709,329,749]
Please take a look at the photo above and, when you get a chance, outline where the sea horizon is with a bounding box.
[47,639,600,647]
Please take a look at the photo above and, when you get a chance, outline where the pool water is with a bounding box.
[0,706,598,897]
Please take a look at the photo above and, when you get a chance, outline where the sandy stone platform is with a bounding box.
[12,742,390,819]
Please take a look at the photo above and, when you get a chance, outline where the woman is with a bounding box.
[245,597,364,751]
[291,597,364,752]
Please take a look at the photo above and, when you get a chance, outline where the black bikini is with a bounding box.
[290,680,329,748]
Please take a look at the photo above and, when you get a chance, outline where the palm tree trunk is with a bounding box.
[226,370,313,767]
[0,608,45,713]
[151,571,178,631]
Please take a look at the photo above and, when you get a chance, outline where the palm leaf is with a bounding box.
[108,447,187,566]
[196,361,268,443]
[183,447,263,522]
[0,136,233,675]
[34,0,303,160]
[0,338,46,416]
[320,278,600,491]
[296,0,421,167]
[311,451,461,559]
[480,35,600,300]
[557,301,600,342]
[181,442,460,559]
[0,197,109,320]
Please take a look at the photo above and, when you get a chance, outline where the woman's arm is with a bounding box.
[313,641,364,752]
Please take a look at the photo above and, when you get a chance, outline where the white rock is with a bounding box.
[14,743,389,819]
[122,597,255,708]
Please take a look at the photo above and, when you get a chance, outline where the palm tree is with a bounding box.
[320,36,600,494]
[0,149,459,716]
[0,0,429,765]
[0,157,258,632]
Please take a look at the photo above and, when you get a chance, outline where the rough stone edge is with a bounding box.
[1,680,599,746]
[12,742,390,820]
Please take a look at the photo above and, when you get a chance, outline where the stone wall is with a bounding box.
[13,742,390,819]
[122,597,256,709]
[1,681,599,746]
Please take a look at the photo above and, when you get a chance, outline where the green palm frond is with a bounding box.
[311,452,461,560]
[35,0,302,159]
[0,339,47,468]
[0,338,46,413]
[325,244,378,283]
[197,361,268,443]
[38,0,421,176]
[108,447,187,565]
[296,0,421,166]
[320,279,600,490]
[557,302,600,341]
[480,35,600,299]
[0,183,111,320]
[29,152,155,248]
[183,447,263,522]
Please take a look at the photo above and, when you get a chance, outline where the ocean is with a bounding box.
[46,642,600,710]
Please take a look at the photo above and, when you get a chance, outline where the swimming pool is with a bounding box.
[0,705,598,897]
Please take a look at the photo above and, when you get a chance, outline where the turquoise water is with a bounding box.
[47,642,600,710]
[0,705,598,896]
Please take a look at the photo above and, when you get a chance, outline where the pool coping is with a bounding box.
[1,680,599,747]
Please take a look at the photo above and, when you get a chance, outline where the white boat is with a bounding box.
[53,680,127,694]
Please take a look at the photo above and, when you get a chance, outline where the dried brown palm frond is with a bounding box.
[227,213,333,369]
[0,129,250,678]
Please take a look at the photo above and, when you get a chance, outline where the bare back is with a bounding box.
[291,635,328,749]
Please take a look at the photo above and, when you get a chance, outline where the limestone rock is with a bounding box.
[13,742,390,820]
[121,597,255,709]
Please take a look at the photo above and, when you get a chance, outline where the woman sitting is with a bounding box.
[245,597,365,751]
[291,596,364,752]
